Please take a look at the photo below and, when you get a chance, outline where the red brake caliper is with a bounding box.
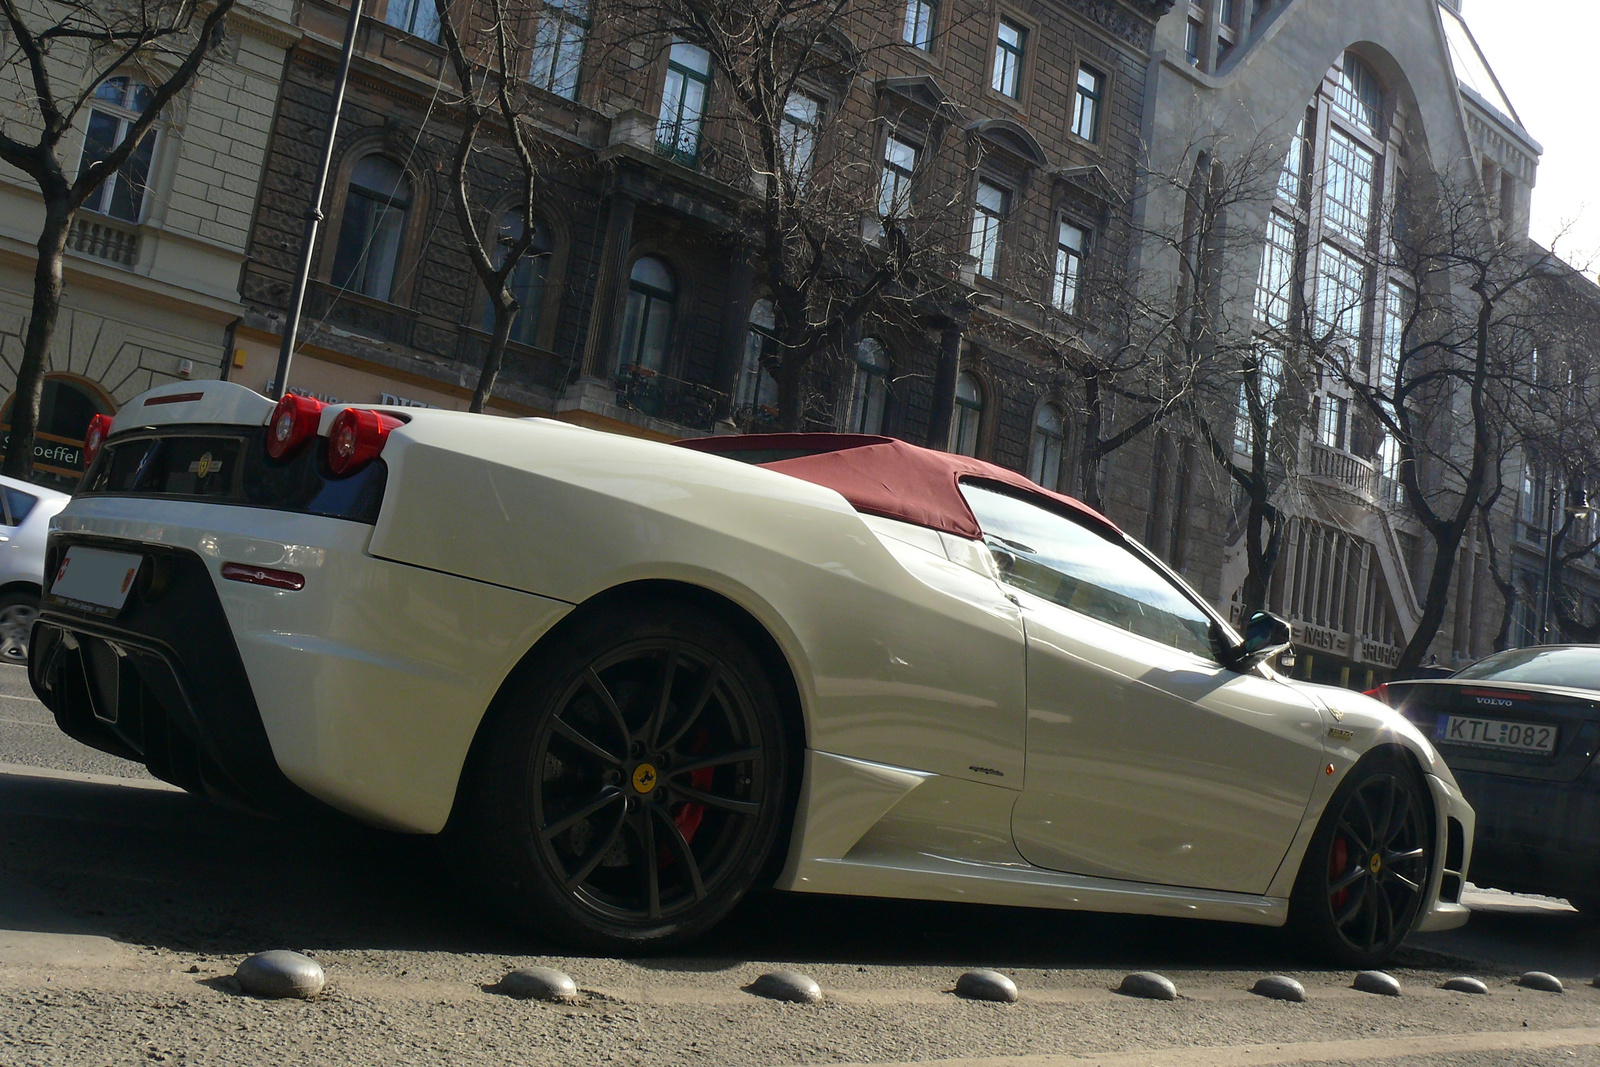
[673,728,714,845]
[1330,837,1350,911]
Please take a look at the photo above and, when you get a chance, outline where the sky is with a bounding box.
[1463,0,1600,267]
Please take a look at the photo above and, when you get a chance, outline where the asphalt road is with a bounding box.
[5,662,1600,1066]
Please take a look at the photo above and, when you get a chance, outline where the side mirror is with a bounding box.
[1230,611,1294,672]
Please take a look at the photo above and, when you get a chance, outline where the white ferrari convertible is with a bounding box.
[34,381,1471,963]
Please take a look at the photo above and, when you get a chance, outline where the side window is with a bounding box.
[4,487,37,526]
[959,480,1217,660]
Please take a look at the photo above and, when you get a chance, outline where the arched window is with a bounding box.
[737,299,779,414]
[847,337,890,433]
[0,374,116,485]
[617,256,675,374]
[80,77,157,222]
[1029,402,1066,488]
[332,156,411,302]
[481,212,551,347]
[950,371,983,456]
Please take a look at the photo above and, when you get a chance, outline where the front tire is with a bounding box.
[459,599,790,953]
[1291,751,1434,968]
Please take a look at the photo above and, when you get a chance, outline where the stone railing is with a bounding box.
[1309,442,1377,498]
[68,215,140,267]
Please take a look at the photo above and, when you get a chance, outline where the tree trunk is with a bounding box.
[775,359,804,432]
[6,198,71,480]
[1240,493,1280,617]
[471,300,517,413]
[1397,527,1465,674]
[1077,367,1103,510]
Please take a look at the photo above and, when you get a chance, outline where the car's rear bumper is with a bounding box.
[1452,766,1600,901]
[33,497,572,832]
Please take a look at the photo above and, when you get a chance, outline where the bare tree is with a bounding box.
[603,0,974,431]
[0,0,237,477]
[432,0,561,412]
[1309,166,1586,673]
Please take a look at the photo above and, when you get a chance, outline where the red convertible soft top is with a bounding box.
[675,432,1121,542]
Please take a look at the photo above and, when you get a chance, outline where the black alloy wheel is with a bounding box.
[1292,752,1434,967]
[459,600,789,952]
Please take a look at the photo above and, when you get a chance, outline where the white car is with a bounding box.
[32,381,1472,964]
[0,472,69,661]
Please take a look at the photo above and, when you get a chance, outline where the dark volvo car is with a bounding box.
[1381,645,1600,912]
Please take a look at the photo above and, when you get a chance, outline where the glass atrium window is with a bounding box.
[1322,128,1376,245]
[1331,54,1384,136]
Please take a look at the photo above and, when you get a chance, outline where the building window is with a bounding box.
[1322,129,1376,246]
[1253,212,1296,328]
[1234,346,1282,454]
[481,212,550,347]
[1185,20,1201,64]
[383,0,440,41]
[779,92,822,185]
[1071,66,1104,141]
[80,77,156,223]
[1316,393,1349,450]
[951,371,983,456]
[848,337,890,433]
[1377,280,1409,399]
[617,256,675,374]
[738,299,780,416]
[970,181,1008,279]
[1315,242,1366,349]
[529,0,587,99]
[992,20,1025,99]
[1277,115,1305,203]
[1053,221,1086,312]
[1029,403,1066,488]
[656,41,712,165]
[878,136,917,218]
[903,0,936,50]
[1332,55,1383,136]
[332,156,411,302]
[1520,452,1545,537]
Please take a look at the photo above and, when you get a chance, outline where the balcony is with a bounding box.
[614,364,724,432]
[68,215,140,268]
[1308,442,1376,497]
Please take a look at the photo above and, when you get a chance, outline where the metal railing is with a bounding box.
[614,364,725,430]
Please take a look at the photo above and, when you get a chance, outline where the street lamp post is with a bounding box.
[1539,481,1595,644]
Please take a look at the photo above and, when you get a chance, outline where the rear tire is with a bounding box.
[0,589,39,663]
[457,599,790,953]
[1290,750,1434,968]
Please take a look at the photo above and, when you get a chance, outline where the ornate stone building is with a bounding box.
[0,0,298,486]
[231,0,1174,454]
[1128,0,1540,685]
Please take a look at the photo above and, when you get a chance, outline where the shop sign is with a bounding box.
[0,429,85,479]
[1291,621,1350,657]
[1358,639,1403,668]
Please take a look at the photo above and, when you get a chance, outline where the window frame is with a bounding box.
[878,135,919,219]
[528,0,589,100]
[950,370,984,456]
[1029,401,1067,490]
[991,18,1026,100]
[1070,64,1105,143]
[616,256,678,375]
[847,337,891,434]
[1052,218,1088,313]
[970,179,1009,280]
[382,0,441,41]
[330,154,414,303]
[902,0,937,51]
[779,91,823,187]
[656,41,713,166]
[78,77,159,224]
[958,478,1234,663]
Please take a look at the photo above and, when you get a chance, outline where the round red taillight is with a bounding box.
[326,408,401,476]
[83,413,114,467]
[266,393,325,460]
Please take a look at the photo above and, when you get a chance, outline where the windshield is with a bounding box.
[1452,646,1600,691]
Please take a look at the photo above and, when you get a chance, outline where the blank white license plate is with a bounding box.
[1435,714,1556,754]
[49,546,143,614]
